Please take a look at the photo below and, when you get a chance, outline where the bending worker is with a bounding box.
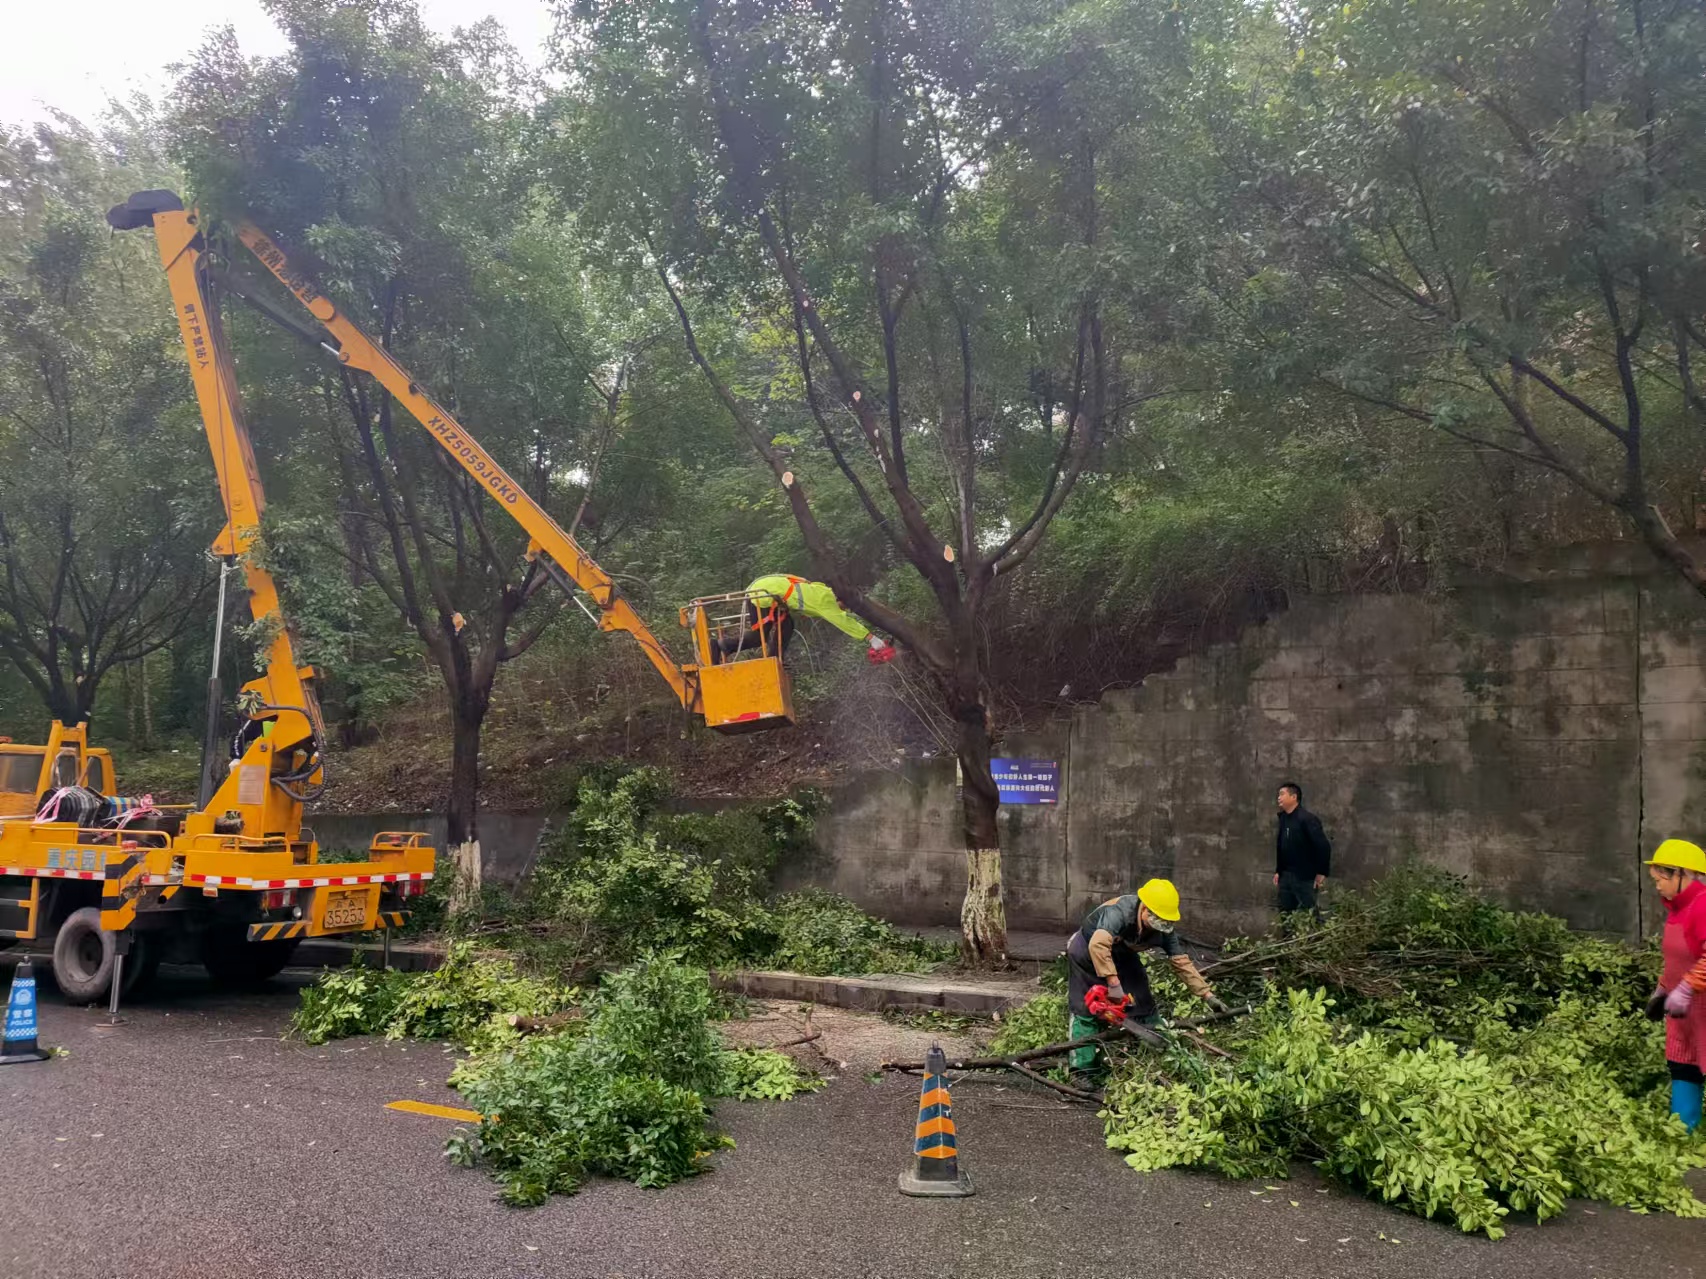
[1646,838,1706,1132]
[1066,878,1227,1080]
[718,574,895,664]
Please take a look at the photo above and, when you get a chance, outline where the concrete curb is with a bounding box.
[293,939,445,973]
[288,939,1042,1015]
[709,969,1037,1016]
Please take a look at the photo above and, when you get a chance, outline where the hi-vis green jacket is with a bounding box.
[745,575,872,641]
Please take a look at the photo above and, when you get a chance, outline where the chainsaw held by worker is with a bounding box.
[1085,982,1169,1049]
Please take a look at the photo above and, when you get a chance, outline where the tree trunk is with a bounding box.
[141,652,152,747]
[76,677,99,725]
[45,685,80,727]
[124,661,138,744]
[955,704,1009,965]
[1628,502,1706,601]
[446,700,484,918]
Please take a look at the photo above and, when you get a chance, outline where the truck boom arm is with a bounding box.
[229,219,702,714]
[108,192,325,825]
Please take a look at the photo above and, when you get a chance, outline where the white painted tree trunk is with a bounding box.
[961,846,1009,963]
[448,838,482,917]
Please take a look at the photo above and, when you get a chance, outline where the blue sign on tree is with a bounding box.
[991,758,1060,806]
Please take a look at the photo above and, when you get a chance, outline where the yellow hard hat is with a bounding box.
[1137,877,1181,923]
[1646,839,1706,875]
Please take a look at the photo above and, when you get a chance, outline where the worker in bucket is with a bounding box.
[1646,838,1706,1132]
[1065,878,1228,1084]
[717,574,896,664]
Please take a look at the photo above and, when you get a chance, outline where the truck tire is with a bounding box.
[51,910,158,1002]
[201,928,299,987]
[51,906,115,1003]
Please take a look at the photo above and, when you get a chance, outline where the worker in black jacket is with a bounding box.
[1274,781,1331,918]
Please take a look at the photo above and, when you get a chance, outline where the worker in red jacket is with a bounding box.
[1647,839,1706,1132]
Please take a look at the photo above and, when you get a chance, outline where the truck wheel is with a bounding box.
[201,928,299,987]
[51,906,115,1003]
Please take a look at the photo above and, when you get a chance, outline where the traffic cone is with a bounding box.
[898,1043,973,1197]
[0,959,51,1066]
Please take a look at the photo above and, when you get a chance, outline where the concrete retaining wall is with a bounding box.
[315,553,1706,944]
[809,561,1706,942]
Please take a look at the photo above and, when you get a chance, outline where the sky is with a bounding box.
[2,0,554,128]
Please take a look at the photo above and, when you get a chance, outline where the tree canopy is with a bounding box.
[2,0,1702,951]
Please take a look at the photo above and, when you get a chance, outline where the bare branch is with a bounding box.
[787,299,904,551]
[992,308,1107,579]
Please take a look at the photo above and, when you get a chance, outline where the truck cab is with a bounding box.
[0,724,114,818]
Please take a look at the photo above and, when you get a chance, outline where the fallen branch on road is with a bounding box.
[1101,867,1706,1237]
[766,1030,824,1049]
[877,1004,1251,1074]
[1008,1060,1103,1103]
[1176,1027,1234,1060]
[506,1009,585,1035]
[876,1004,1253,1105]
[878,1030,1118,1075]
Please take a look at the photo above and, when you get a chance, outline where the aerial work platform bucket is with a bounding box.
[682,592,797,733]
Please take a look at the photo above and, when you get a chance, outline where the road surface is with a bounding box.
[0,963,1699,1279]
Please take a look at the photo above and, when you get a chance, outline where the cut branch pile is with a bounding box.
[1085,867,1701,1238]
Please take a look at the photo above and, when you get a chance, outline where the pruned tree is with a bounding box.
[555,0,1203,959]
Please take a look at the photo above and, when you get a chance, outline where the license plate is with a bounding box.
[322,890,367,930]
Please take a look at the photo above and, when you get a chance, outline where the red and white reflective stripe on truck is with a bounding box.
[1,866,431,888]
[184,871,435,889]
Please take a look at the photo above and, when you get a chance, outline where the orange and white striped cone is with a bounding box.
[898,1043,973,1197]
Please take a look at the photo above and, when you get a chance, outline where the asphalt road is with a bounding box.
[1,962,1701,1279]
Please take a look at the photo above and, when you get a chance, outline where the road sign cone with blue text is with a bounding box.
[1,959,51,1065]
[899,1043,973,1197]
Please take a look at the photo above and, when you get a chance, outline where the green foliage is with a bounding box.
[534,769,785,967]
[290,962,399,1045]
[297,950,821,1206]
[1038,953,1069,995]
[0,119,213,728]
[1094,870,1696,1236]
[8,0,1706,768]
[108,741,202,804]
[529,768,949,976]
[1212,862,1659,1039]
[1105,989,1703,1238]
[564,951,732,1096]
[292,942,574,1052]
[988,993,1069,1057]
[444,956,819,1205]
[447,1030,722,1204]
[722,1047,826,1101]
[762,890,951,976]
